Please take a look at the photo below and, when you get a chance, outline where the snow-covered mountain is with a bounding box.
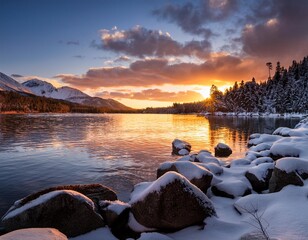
[0,72,32,94]
[22,79,131,111]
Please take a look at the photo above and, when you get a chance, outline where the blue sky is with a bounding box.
[1,0,308,108]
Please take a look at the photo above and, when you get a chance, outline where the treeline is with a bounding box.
[0,91,135,113]
[144,56,308,114]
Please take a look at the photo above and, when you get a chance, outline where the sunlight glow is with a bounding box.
[196,87,211,99]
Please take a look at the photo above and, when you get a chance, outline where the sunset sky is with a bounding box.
[1,0,308,108]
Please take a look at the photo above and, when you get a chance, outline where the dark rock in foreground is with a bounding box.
[214,143,232,157]
[130,172,216,231]
[172,139,191,155]
[245,163,274,192]
[11,184,117,210]
[1,190,104,237]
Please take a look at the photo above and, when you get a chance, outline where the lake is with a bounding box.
[0,113,299,216]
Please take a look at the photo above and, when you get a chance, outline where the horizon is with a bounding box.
[1,0,308,108]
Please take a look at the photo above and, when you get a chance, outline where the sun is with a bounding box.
[196,87,211,99]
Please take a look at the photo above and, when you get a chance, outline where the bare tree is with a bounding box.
[235,203,270,240]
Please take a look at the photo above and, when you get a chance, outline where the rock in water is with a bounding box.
[172,139,191,155]
[0,228,68,240]
[157,161,213,193]
[1,190,104,237]
[214,143,232,157]
[130,171,216,231]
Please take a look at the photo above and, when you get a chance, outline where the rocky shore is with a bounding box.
[1,117,308,240]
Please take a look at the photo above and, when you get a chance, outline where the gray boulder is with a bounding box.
[269,168,303,193]
[212,180,251,199]
[130,172,216,231]
[1,190,104,237]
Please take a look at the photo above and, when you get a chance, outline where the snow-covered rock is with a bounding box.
[211,180,251,199]
[230,159,251,167]
[268,157,308,193]
[245,163,274,192]
[157,161,213,193]
[197,162,224,175]
[270,137,308,160]
[251,157,273,166]
[214,143,232,157]
[248,134,282,147]
[273,126,308,137]
[172,139,191,155]
[130,172,216,231]
[0,228,68,240]
[1,190,104,237]
[99,200,135,239]
[8,184,117,213]
[195,151,221,165]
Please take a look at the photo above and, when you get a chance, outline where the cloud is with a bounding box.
[66,41,80,45]
[73,55,85,59]
[97,89,204,102]
[92,26,211,59]
[56,55,262,89]
[153,0,238,37]
[11,74,24,78]
[241,0,308,62]
[114,55,131,62]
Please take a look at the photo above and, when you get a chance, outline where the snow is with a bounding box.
[100,200,130,215]
[273,127,308,137]
[248,134,282,146]
[70,227,117,240]
[275,157,308,174]
[158,161,212,180]
[249,143,272,152]
[0,228,68,240]
[270,137,308,158]
[196,152,221,165]
[178,149,189,155]
[2,190,94,220]
[247,163,274,181]
[172,139,189,149]
[251,157,273,166]
[230,159,251,167]
[0,72,32,94]
[212,180,250,197]
[138,232,173,240]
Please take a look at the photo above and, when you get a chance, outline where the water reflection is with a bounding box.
[0,114,299,216]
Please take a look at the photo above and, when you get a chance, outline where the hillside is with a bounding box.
[22,79,132,111]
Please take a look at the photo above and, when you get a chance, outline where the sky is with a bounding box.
[1,0,308,108]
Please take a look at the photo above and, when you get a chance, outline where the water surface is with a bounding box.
[0,114,298,216]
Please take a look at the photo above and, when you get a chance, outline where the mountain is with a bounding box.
[0,72,32,94]
[22,79,132,111]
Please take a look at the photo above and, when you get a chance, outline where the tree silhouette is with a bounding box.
[266,62,273,80]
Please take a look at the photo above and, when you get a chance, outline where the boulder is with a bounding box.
[214,143,232,157]
[245,163,274,192]
[212,180,251,199]
[0,228,68,240]
[157,161,213,193]
[268,157,308,192]
[195,151,221,165]
[172,139,191,155]
[100,200,139,240]
[10,184,117,211]
[1,190,104,237]
[130,172,216,231]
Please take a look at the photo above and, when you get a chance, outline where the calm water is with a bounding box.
[0,114,299,216]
